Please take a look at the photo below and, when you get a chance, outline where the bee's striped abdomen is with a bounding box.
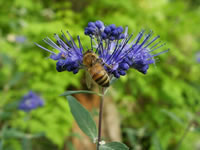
[92,70,110,87]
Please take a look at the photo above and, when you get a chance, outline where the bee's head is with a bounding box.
[83,50,98,67]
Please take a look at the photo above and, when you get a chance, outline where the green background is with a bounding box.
[0,0,200,149]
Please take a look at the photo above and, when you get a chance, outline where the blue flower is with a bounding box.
[15,35,26,43]
[84,21,125,41]
[92,27,168,77]
[84,20,105,38]
[196,52,200,63]
[18,91,44,112]
[36,20,168,81]
[35,31,83,74]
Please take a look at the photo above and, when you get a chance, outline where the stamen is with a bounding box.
[43,37,66,53]
[150,43,166,52]
[95,40,101,54]
[77,36,83,54]
[109,33,133,63]
[54,34,69,50]
[143,31,154,45]
[99,38,104,55]
[34,43,56,54]
[134,30,145,45]
[124,26,129,37]
[136,33,152,50]
[144,35,160,48]
[116,35,149,63]
[66,31,78,49]
[107,40,119,62]
[149,40,161,50]
[151,49,169,57]
[61,31,73,47]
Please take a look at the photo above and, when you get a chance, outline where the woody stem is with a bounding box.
[97,88,105,150]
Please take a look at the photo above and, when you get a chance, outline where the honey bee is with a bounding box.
[83,50,110,88]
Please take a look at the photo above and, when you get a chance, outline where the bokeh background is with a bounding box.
[0,0,200,149]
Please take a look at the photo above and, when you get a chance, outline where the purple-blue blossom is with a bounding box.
[94,28,168,77]
[18,91,44,112]
[36,20,168,81]
[84,21,125,41]
[196,52,200,63]
[84,20,105,38]
[35,31,83,74]
[15,35,26,43]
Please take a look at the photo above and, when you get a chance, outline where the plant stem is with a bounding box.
[97,88,105,150]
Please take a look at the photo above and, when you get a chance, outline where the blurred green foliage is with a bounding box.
[0,0,199,150]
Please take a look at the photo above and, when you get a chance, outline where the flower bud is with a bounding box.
[119,70,126,75]
[109,24,116,30]
[88,22,96,28]
[95,20,104,29]
[104,26,111,34]
[120,63,129,70]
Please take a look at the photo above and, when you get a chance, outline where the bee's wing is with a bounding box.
[81,64,93,89]
[85,70,93,89]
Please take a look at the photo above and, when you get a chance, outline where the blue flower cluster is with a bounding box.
[18,91,44,112]
[84,21,104,37]
[92,28,167,77]
[35,32,83,74]
[102,25,125,40]
[36,20,168,80]
[84,21,125,41]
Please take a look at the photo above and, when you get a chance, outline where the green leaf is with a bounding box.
[0,111,12,121]
[61,90,103,97]
[99,142,129,150]
[0,53,13,65]
[7,72,23,88]
[22,138,32,150]
[67,95,97,141]
[2,128,27,139]
[152,134,163,150]
[31,133,45,139]
[123,128,137,147]
[160,109,184,125]
[4,101,19,110]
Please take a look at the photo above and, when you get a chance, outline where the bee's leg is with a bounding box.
[96,58,103,63]
[97,58,113,70]
[104,63,113,70]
